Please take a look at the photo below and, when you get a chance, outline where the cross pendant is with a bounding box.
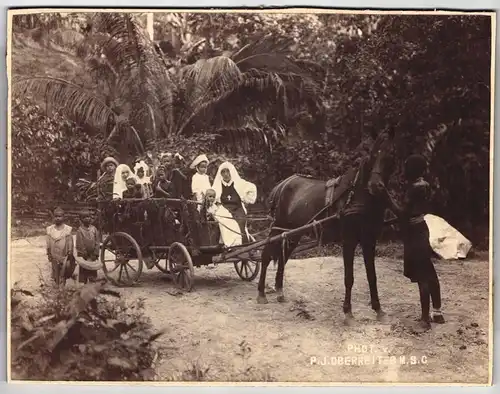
[227,195,231,201]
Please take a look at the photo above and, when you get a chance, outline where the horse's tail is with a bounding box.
[267,175,299,218]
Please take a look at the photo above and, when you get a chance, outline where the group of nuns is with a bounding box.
[95,153,257,248]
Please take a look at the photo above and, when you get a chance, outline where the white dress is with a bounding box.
[210,162,258,247]
[207,204,243,247]
[191,172,212,205]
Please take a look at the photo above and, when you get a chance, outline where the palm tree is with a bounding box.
[13,12,325,160]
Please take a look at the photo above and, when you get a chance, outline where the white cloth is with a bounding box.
[190,154,209,170]
[191,172,212,204]
[424,214,472,260]
[113,164,136,199]
[134,161,152,185]
[210,162,256,247]
[207,204,243,247]
[212,161,257,214]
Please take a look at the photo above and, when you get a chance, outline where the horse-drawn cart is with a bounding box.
[96,198,263,291]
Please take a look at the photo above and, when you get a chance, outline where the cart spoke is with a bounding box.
[118,264,124,282]
[126,262,137,272]
[124,264,131,281]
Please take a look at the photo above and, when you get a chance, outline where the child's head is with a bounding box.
[80,209,92,226]
[404,154,427,181]
[126,177,137,191]
[196,161,208,175]
[53,207,65,225]
[137,167,145,179]
[205,189,216,205]
[156,165,166,179]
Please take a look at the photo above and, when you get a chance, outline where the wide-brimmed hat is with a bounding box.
[190,154,209,170]
[100,157,119,172]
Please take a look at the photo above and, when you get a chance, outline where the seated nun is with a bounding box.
[212,161,257,246]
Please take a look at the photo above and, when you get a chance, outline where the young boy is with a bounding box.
[46,207,75,285]
[122,177,144,199]
[382,154,445,332]
[75,210,100,283]
[199,189,221,246]
[202,188,218,220]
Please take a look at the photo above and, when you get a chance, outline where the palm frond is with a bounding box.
[423,124,449,162]
[13,76,114,133]
[231,33,313,78]
[94,13,175,137]
[49,28,86,52]
[176,68,320,142]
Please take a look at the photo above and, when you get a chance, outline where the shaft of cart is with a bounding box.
[213,214,340,263]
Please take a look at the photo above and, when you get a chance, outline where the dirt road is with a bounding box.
[10,235,490,383]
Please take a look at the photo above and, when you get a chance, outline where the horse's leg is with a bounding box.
[275,237,299,303]
[257,229,281,304]
[257,244,272,304]
[360,236,388,323]
[342,216,358,325]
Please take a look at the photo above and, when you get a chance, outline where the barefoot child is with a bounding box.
[75,210,100,283]
[46,207,75,285]
[382,154,445,332]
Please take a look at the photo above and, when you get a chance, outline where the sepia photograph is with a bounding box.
[6,8,495,384]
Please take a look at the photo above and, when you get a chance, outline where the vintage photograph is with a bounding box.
[7,9,494,384]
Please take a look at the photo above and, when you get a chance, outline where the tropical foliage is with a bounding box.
[11,12,492,246]
[12,12,325,160]
[11,280,164,381]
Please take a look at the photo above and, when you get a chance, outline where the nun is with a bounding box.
[212,161,257,245]
[113,164,136,199]
[190,154,212,206]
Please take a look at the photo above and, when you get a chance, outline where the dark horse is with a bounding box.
[257,129,397,325]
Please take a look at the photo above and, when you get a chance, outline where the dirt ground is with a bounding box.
[10,235,490,384]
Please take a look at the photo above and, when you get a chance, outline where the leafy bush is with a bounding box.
[11,98,117,211]
[11,280,165,381]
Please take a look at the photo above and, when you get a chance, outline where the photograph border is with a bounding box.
[3,5,498,389]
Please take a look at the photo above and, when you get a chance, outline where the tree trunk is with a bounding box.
[146,13,154,40]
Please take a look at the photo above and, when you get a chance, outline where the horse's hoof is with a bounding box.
[376,311,390,324]
[277,295,287,303]
[432,313,446,324]
[343,314,355,327]
[257,296,269,304]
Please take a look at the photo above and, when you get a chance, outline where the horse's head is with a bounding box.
[366,128,397,197]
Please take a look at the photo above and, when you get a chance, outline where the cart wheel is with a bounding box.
[100,232,143,287]
[154,257,171,274]
[234,259,260,281]
[234,234,260,281]
[168,242,194,291]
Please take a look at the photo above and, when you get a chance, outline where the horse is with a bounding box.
[257,129,397,326]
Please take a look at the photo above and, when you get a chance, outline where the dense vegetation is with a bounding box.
[11,280,164,381]
[11,12,492,246]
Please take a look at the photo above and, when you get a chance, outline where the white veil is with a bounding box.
[133,160,151,184]
[113,164,135,199]
[212,162,257,211]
